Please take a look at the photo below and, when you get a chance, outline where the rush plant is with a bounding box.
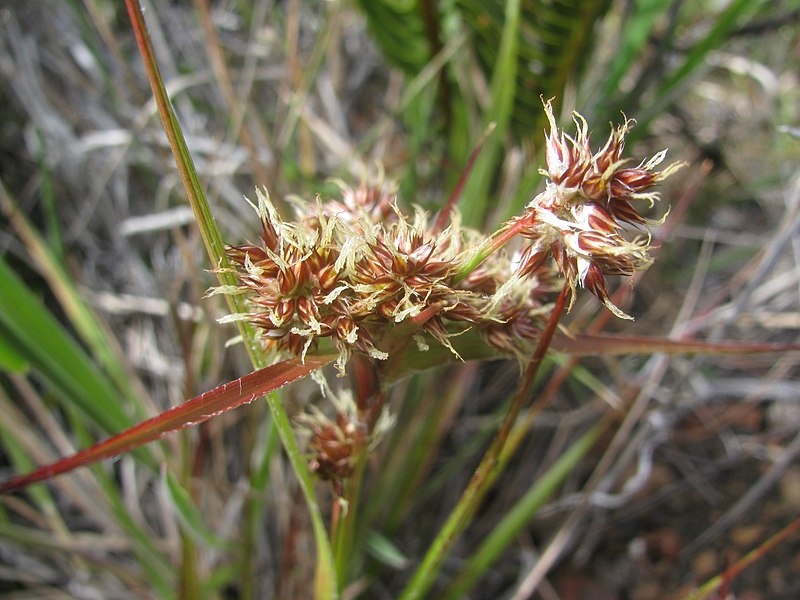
[1,2,798,599]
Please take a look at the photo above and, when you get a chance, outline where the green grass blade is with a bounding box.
[0,180,147,418]
[124,2,338,595]
[365,531,408,569]
[441,422,606,600]
[397,285,570,600]
[91,466,176,596]
[240,413,280,600]
[599,0,674,104]
[123,0,264,368]
[459,0,521,227]
[32,129,64,257]
[0,258,131,434]
[0,387,174,594]
[635,0,769,132]
[265,387,338,599]
[165,471,230,549]
[0,333,28,372]
[356,0,431,74]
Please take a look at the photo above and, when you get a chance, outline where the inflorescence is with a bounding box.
[212,100,683,375]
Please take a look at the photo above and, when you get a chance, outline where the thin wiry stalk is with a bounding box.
[398,282,571,600]
[189,2,284,591]
[441,419,608,600]
[123,3,338,596]
[123,0,261,362]
[678,515,800,600]
[332,355,379,585]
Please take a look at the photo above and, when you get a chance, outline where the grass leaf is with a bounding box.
[442,421,606,600]
[459,0,521,227]
[634,0,770,131]
[0,257,132,434]
[0,354,335,493]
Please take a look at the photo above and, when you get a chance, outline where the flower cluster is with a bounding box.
[215,185,501,373]
[215,101,681,373]
[513,100,684,318]
[296,376,394,486]
[302,405,367,483]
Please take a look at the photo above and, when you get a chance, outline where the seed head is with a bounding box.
[305,410,366,482]
[515,99,684,318]
[297,376,394,485]
[214,187,500,373]
[212,100,683,372]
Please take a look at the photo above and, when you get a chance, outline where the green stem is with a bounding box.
[441,420,607,600]
[267,392,337,599]
[178,456,200,600]
[333,450,368,587]
[398,282,571,600]
[678,515,800,600]
[458,0,521,227]
[123,0,264,366]
[333,355,382,586]
[240,416,280,600]
[124,3,337,596]
[453,217,530,284]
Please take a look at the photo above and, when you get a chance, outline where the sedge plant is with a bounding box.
[2,2,799,599]
[5,86,790,595]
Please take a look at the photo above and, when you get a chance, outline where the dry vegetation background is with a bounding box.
[1,1,800,599]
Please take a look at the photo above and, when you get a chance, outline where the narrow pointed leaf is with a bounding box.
[0,258,131,433]
[442,421,606,600]
[599,0,673,104]
[433,123,496,234]
[680,515,800,600]
[459,0,521,227]
[634,0,769,133]
[550,334,800,356]
[1,180,145,411]
[123,0,266,368]
[165,472,230,549]
[125,4,337,594]
[0,332,28,373]
[387,331,800,381]
[0,354,335,494]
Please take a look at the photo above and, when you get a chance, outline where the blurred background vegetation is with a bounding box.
[1,1,799,598]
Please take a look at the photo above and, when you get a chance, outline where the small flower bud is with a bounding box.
[306,413,366,482]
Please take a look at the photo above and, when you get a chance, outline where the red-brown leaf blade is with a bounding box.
[552,334,800,356]
[433,123,496,234]
[0,354,335,493]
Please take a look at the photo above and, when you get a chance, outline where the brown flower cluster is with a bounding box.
[295,377,395,486]
[216,185,478,373]
[513,100,684,318]
[214,101,681,372]
[213,183,555,371]
[304,409,366,482]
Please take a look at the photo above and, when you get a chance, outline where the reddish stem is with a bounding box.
[507,281,571,423]
[453,216,532,284]
[433,124,497,234]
